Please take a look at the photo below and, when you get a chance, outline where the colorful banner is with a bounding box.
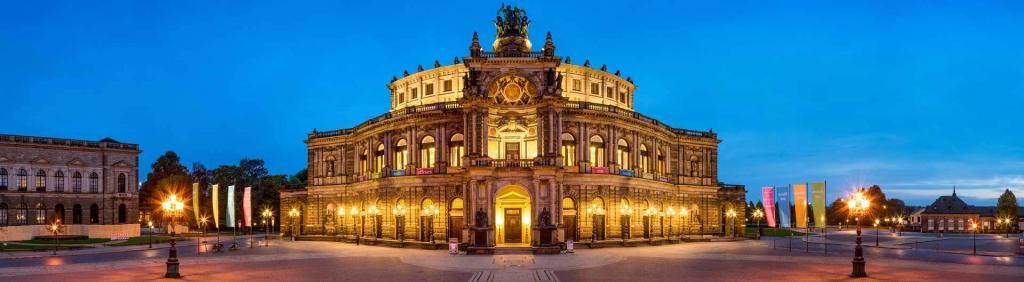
[776,186,792,228]
[591,167,610,174]
[811,182,827,228]
[793,183,808,228]
[192,183,201,226]
[762,187,777,227]
[227,185,236,228]
[618,170,635,177]
[243,186,252,228]
[212,184,220,227]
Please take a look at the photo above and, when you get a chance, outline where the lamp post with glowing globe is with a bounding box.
[847,189,871,278]
[288,208,300,240]
[726,209,737,238]
[752,209,764,240]
[161,194,185,279]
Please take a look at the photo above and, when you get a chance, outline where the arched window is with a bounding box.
[55,170,66,192]
[374,144,385,172]
[72,204,83,224]
[89,204,99,224]
[589,135,605,167]
[449,134,465,167]
[639,144,650,173]
[656,149,666,174]
[561,133,576,166]
[359,149,369,175]
[419,136,435,168]
[17,169,28,191]
[89,172,99,193]
[35,170,47,191]
[54,203,65,223]
[394,139,408,170]
[16,203,28,225]
[117,173,127,193]
[34,203,47,224]
[117,204,127,223]
[72,172,82,193]
[617,139,631,170]
[0,168,7,190]
[420,198,435,241]
[0,203,7,226]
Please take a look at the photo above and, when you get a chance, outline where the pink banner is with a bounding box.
[592,167,611,174]
[762,187,777,227]
[416,168,434,175]
[243,186,252,227]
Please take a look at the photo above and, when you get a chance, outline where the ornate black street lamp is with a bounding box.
[49,219,63,255]
[162,194,185,279]
[847,189,870,278]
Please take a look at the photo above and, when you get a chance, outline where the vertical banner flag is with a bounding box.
[762,187,777,227]
[793,183,808,228]
[192,183,201,225]
[243,186,252,227]
[811,182,827,228]
[212,185,220,227]
[227,185,236,228]
[776,186,792,228]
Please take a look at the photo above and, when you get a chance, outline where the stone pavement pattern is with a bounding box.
[1,239,1022,281]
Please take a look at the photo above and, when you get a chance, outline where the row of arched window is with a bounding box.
[562,134,666,173]
[0,202,128,226]
[0,168,128,193]
[336,132,667,175]
[352,133,466,174]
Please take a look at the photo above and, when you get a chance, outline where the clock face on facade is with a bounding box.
[490,75,534,105]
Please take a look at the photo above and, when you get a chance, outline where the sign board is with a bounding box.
[389,170,406,177]
[416,168,434,175]
[618,170,635,177]
[591,167,611,174]
[449,238,459,255]
[566,240,574,253]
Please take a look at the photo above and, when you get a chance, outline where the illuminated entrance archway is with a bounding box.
[495,185,531,245]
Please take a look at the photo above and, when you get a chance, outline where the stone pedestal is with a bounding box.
[467,226,494,255]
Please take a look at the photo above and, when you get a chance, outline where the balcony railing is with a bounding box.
[564,101,716,139]
[478,51,547,58]
[0,134,140,150]
[310,101,463,139]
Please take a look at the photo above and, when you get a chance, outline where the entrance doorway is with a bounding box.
[505,142,520,160]
[495,185,531,245]
[504,208,522,243]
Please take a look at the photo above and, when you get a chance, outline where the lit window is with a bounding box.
[639,144,649,173]
[17,169,28,191]
[443,80,453,92]
[572,79,581,91]
[617,139,631,170]
[35,170,46,191]
[589,135,605,167]
[561,133,576,166]
[449,134,465,167]
[419,136,435,168]
[394,139,408,170]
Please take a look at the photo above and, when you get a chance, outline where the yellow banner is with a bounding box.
[212,184,220,227]
[793,183,808,228]
[192,183,200,225]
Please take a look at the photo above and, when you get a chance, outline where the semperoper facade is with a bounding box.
[282,5,745,250]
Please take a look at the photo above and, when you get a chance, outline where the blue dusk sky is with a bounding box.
[2,1,1021,206]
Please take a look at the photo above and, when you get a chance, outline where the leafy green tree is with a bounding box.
[289,168,308,188]
[997,189,1019,231]
[140,151,189,214]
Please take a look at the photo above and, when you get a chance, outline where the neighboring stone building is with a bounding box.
[0,134,141,240]
[281,5,746,249]
[920,188,1024,233]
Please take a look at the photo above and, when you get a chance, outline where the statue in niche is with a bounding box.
[539,207,552,227]
[475,208,488,227]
